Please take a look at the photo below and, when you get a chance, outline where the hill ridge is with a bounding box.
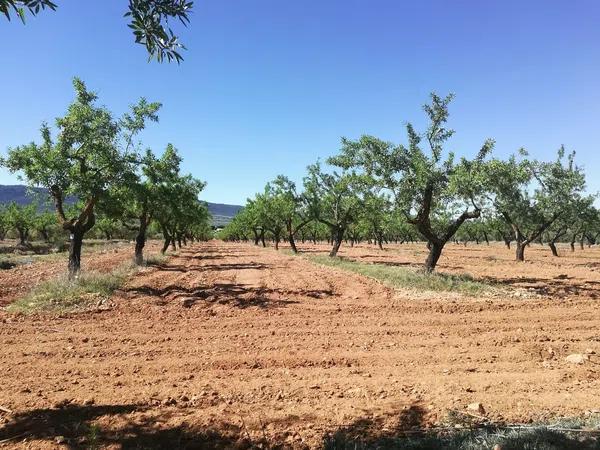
[0,184,242,226]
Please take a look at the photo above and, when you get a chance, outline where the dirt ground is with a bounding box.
[1,240,600,448]
[0,241,161,307]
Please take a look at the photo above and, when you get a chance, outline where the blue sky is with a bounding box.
[1,0,599,205]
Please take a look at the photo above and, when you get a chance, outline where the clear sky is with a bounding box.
[1,0,599,205]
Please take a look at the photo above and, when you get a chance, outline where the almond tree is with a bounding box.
[303,162,365,257]
[361,191,392,250]
[1,78,160,278]
[253,176,312,252]
[567,199,599,251]
[33,210,57,242]
[331,94,494,272]
[105,144,185,264]
[486,147,586,261]
[233,202,265,246]
[5,202,36,246]
[154,174,206,254]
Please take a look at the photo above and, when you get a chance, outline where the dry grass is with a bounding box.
[7,264,132,314]
[308,255,498,296]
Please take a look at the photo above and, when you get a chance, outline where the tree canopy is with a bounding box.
[0,0,194,62]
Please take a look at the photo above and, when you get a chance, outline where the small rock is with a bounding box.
[585,348,595,355]
[162,397,177,406]
[82,337,89,343]
[467,402,486,415]
[565,353,588,364]
[181,298,195,308]
[493,444,503,450]
[83,398,95,406]
[55,436,67,444]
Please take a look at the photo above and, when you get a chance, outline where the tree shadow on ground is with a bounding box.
[0,403,265,449]
[481,275,600,298]
[145,261,271,274]
[323,405,599,450]
[124,281,328,309]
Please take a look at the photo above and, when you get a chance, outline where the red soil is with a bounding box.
[1,240,599,448]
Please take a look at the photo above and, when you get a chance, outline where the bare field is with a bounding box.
[1,241,600,448]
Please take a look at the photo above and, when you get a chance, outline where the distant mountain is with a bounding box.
[0,185,65,206]
[0,185,242,226]
[204,202,243,227]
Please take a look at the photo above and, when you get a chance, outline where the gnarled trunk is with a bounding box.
[68,229,84,280]
[288,234,298,253]
[135,223,147,266]
[17,228,28,246]
[161,237,171,254]
[424,241,444,273]
[549,242,559,257]
[516,241,526,261]
[329,227,344,257]
[260,231,266,247]
[253,229,260,246]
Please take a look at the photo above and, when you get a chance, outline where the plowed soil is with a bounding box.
[1,241,600,449]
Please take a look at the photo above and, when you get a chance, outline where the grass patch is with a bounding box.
[7,265,132,314]
[324,425,600,450]
[308,255,496,296]
[145,252,169,266]
[325,411,600,450]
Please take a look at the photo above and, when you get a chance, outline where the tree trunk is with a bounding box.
[570,240,575,252]
[516,241,526,261]
[274,237,280,250]
[288,233,298,253]
[329,228,344,257]
[424,241,444,273]
[17,228,27,246]
[549,242,559,257]
[40,230,50,243]
[68,229,84,280]
[504,239,511,249]
[135,225,147,266]
[260,231,266,248]
[161,237,170,254]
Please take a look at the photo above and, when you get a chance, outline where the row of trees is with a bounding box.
[221,93,596,272]
[0,202,55,244]
[1,78,211,278]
